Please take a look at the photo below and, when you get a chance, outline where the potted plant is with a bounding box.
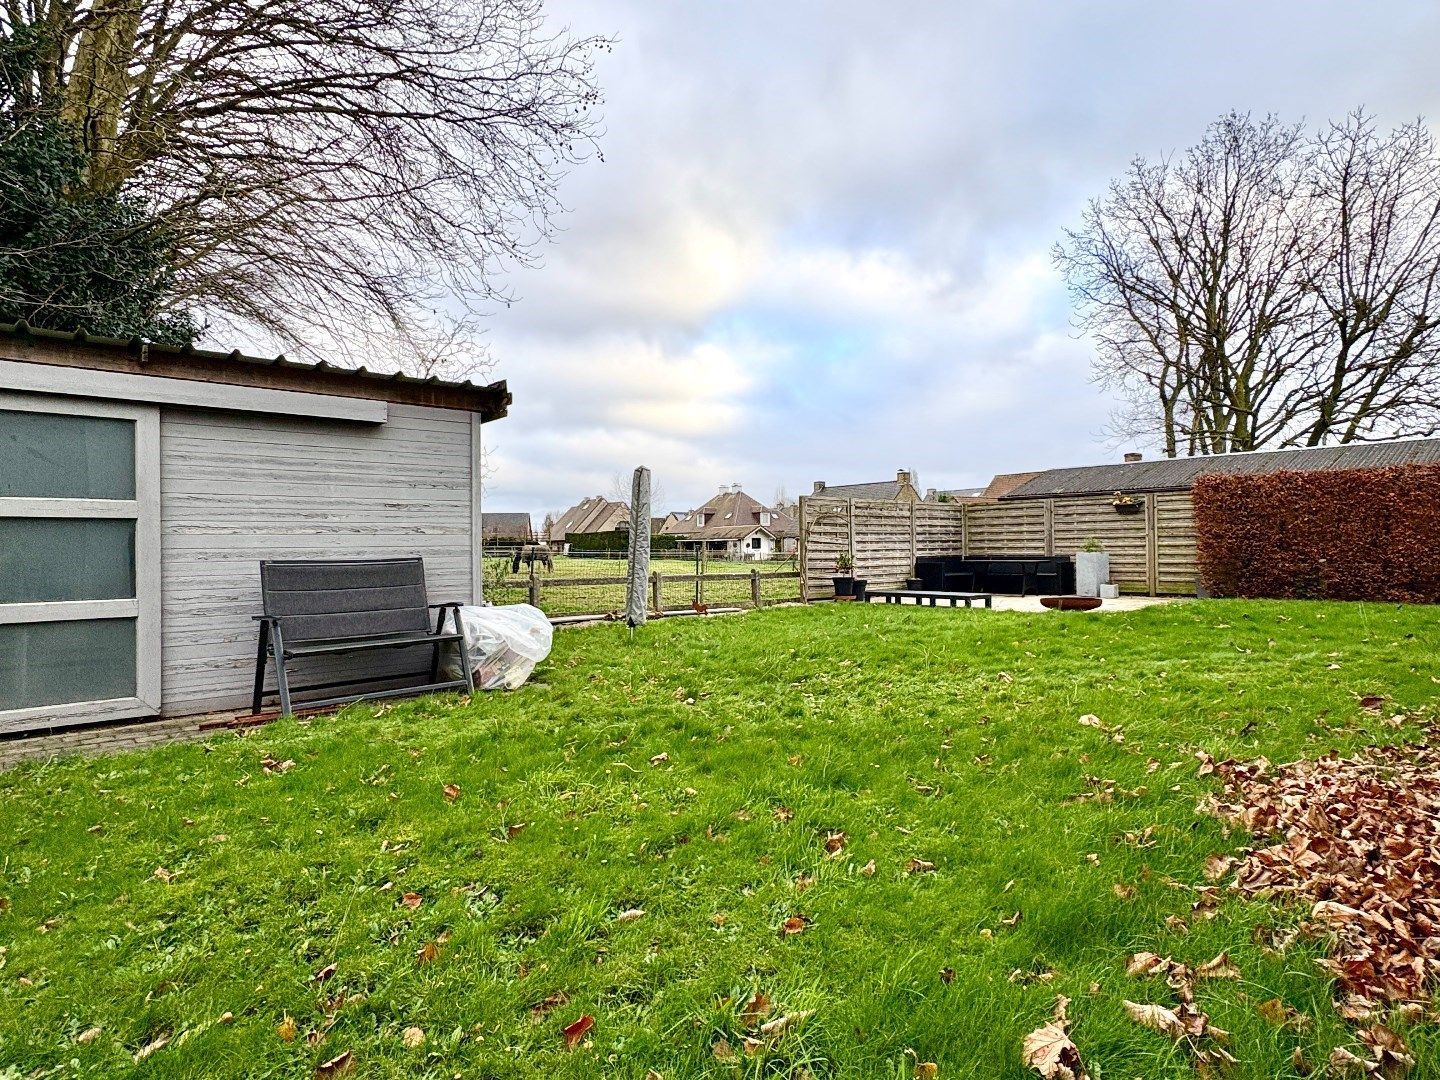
[1112,491,1142,515]
[829,552,858,604]
[1075,538,1110,598]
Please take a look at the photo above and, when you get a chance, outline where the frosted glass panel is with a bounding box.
[0,619,136,710]
[0,519,136,603]
[0,410,135,499]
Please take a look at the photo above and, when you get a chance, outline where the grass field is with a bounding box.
[2,600,1438,1077]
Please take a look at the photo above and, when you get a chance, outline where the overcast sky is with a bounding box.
[477,0,1440,516]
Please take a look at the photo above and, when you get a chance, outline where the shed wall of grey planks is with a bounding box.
[800,493,1200,598]
[159,403,477,715]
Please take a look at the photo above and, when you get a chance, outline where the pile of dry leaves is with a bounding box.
[1195,729,1440,1071]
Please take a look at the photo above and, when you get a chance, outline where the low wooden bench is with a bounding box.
[252,557,474,716]
[866,589,993,608]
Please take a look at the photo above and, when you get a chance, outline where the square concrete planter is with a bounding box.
[1099,583,1121,600]
[1075,552,1110,598]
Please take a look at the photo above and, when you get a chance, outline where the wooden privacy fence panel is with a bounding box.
[1155,493,1198,594]
[800,496,967,599]
[800,492,1200,598]
[852,499,919,588]
[963,501,1047,555]
[1047,496,1149,591]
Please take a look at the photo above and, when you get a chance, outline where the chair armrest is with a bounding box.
[427,602,465,609]
[252,614,279,622]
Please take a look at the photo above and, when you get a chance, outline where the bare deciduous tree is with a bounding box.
[1057,110,1440,454]
[1301,113,1440,445]
[2,0,606,365]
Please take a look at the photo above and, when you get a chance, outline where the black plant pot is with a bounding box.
[1114,502,1142,515]
[852,579,868,602]
[832,576,855,597]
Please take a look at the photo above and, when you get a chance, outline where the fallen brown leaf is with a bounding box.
[312,962,337,983]
[1021,995,1089,1080]
[562,1014,594,1050]
[401,1026,424,1049]
[615,908,646,923]
[132,1033,170,1063]
[823,830,848,856]
[314,1050,354,1077]
[76,1026,103,1045]
[860,859,877,877]
[1202,853,1236,881]
[1196,952,1240,980]
[758,1010,812,1037]
[530,991,569,1019]
[442,783,461,801]
[905,858,936,874]
[416,941,440,965]
[781,915,810,935]
[740,991,771,1026]
[400,892,423,910]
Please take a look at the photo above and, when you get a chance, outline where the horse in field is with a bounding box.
[511,544,555,574]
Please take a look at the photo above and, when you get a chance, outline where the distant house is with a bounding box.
[480,512,534,545]
[925,486,987,502]
[663,485,797,559]
[811,469,921,502]
[999,442,1440,500]
[547,496,628,545]
[925,472,1041,502]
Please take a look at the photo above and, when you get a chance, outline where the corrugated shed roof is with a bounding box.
[0,319,509,419]
[1003,438,1440,499]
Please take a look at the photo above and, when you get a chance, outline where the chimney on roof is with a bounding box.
[1123,452,1143,463]
[897,469,911,484]
[813,481,826,493]
[731,482,742,493]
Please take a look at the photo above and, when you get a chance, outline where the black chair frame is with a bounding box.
[251,557,474,716]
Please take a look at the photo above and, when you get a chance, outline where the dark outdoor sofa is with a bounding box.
[914,554,1075,597]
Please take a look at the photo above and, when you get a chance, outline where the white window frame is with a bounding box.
[0,392,161,731]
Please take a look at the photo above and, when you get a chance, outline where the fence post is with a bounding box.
[847,498,857,577]
[527,567,540,608]
[1043,499,1055,556]
[625,466,651,628]
[651,570,662,613]
[909,500,917,570]
[696,542,706,606]
[1145,494,1159,596]
[750,568,762,608]
[797,495,810,602]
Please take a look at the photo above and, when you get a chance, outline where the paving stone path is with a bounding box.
[0,714,248,771]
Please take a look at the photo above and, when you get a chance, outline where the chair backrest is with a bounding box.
[260,558,432,642]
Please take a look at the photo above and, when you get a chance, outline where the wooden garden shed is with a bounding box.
[0,322,509,734]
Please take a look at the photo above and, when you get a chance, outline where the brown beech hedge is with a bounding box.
[1193,464,1440,602]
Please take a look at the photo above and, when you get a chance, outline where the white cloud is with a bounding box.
[466,0,1440,512]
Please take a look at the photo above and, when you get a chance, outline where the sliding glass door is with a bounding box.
[0,394,160,730]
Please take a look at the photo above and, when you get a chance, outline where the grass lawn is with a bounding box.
[2,600,1438,1078]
